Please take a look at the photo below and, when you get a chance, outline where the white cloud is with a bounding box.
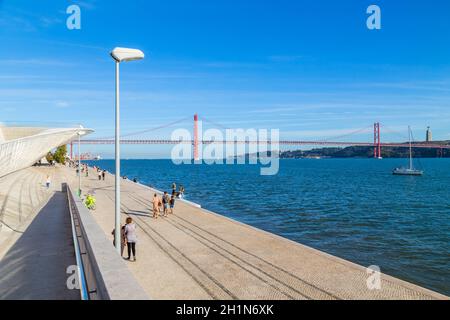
[55,101,70,108]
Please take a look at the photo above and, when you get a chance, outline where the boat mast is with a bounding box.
[409,126,413,170]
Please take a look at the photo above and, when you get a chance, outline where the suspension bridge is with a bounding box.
[71,114,450,159]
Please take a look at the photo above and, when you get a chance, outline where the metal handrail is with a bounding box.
[65,184,99,300]
[67,187,89,300]
[63,183,149,300]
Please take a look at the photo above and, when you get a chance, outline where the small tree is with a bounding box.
[53,145,67,165]
[46,152,54,163]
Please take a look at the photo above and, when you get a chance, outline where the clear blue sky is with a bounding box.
[1,0,449,157]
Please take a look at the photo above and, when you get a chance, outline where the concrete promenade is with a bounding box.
[59,165,446,300]
[0,164,447,300]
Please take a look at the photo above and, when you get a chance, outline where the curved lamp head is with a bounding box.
[111,47,145,63]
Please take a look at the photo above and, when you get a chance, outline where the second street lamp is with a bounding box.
[77,128,87,196]
[110,47,145,255]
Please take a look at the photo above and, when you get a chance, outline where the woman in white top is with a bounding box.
[46,176,51,189]
[124,217,137,262]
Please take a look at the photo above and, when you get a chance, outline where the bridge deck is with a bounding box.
[79,139,450,149]
[59,165,446,300]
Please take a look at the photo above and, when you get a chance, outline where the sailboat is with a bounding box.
[393,126,423,176]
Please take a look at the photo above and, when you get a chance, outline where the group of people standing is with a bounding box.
[151,183,184,219]
[68,161,107,181]
[152,192,175,219]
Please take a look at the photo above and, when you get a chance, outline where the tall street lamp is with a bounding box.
[110,47,145,254]
[77,128,87,196]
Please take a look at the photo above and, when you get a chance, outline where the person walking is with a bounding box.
[45,175,51,189]
[169,195,176,215]
[162,192,170,217]
[158,195,164,215]
[98,170,102,181]
[152,194,160,219]
[124,218,137,262]
[102,170,106,181]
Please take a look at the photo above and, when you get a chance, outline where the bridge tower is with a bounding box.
[194,114,199,161]
[374,122,381,158]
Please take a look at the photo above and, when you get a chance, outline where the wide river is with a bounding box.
[87,158,450,296]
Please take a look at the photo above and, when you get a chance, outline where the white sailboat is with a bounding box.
[393,126,423,176]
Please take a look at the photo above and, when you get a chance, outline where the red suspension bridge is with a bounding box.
[71,114,450,159]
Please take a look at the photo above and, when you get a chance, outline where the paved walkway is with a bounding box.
[60,165,446,300]
[0,167,79,300]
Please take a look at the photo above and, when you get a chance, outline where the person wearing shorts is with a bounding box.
[152,193,160,219]
[162,192,170,217]
[169,195,175,214]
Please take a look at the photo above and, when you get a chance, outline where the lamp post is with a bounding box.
[77,129,86,197]
[110,47,144,254]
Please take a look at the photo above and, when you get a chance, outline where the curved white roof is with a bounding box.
[0,126,93,178]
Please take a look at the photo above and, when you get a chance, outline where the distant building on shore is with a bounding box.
[426,126,432,142]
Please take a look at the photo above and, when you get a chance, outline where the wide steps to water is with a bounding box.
[0,167,55,247]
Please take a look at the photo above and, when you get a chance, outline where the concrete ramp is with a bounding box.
[0,191,79,300]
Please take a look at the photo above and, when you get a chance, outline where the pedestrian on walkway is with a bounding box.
[102,170,106,181]
[162,192,170,217]
[124,217,137,262]
[158,195,163,215]
[152,194,160,219]
[170,195,175,215]
[98,170,102,181]
[45,176,51,189]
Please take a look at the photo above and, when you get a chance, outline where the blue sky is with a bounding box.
[0,0,450,157]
